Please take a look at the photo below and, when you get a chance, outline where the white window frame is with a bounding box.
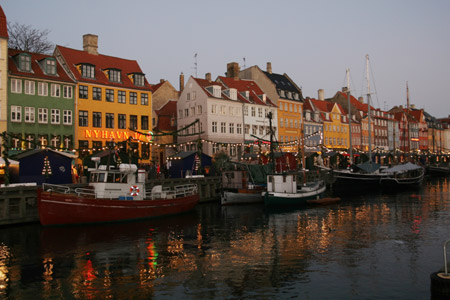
[63,86,73,99]
[11,106,22,122]
[11,79,22,93]
[24,80,35,95]
[24,107,35,123]
[51,109,60,124]
[38,108,48,124]
[51,84,60,97]
[38,82,48,96]
[63,110,72,125]
[212,121,217,133]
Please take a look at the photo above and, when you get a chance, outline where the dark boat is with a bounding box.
[37,163,199,226]
[426,164,450,177]
[379,162,425,189]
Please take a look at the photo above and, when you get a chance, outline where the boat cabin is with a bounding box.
[267,173,297,194]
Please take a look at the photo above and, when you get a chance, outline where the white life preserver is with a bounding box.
[130,185,140,197]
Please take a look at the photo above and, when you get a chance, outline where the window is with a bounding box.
[220,105,226,115]
[24,80,35,95]
[19,54,31,71]
[244,125,249,134]
[258,108,262,118]
[106,113,114,128]
[118,114,126,129]
[118,91,126,103]
[79,110,88,127]
[212,121,217,133]
[213,86,221,97]
[141,116,149,130]
[63,86,72,99]
[186,93,190,101]
[93,87,102,100]
[280,118,283,127]
[184,108,189,117]
[197,105,202,114]
[38,108,48,123]
[229,123,234,134]
[244,106,248,116]
[213,144,219,154]
[141,93,148,105]
[133,74,144,86]
[191,107,195,116]
[251,107,256,117]
[63,110,72,125]
[81,64,95,78]
[24,107,35,123]
[79,85,88,99]
[46,59,56,75]
[130,92,137,104]
[51,109,60,124]
[109,69,121,82]
[130,115,137,129]
[93,112,102,128]
[106,89,114,102]
[211,104,217,114]
[38,82,48,96]
[178,109,183,118]
[11,106,21,122]
[237,124,242,134]
[11,79,22,93]
[221,122,226,133]
[51,84,60,97]
[192,91,196,100]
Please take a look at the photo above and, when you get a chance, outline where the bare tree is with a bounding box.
[7,22,54,54]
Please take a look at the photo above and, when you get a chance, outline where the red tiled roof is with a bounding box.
[218,76,277,107]
[155,100,177,131]
[56,45,152,91]
[192,77,232,100]
[0,6,8,39]
[9,49,74,83]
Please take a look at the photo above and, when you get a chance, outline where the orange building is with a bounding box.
[55,34,153,161]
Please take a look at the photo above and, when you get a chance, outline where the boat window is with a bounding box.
[268,176,272,183]
[115,174,121,183]
[90,173,96,182]
[98,173,105,182]
[107,173,114,183]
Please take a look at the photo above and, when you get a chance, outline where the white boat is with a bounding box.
[220,168,265,205]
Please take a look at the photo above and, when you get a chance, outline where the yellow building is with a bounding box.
[278,99,303,152]
[55,34,153,162]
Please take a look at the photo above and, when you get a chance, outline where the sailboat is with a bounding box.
[332,55,390,192]
[263,112,326,207]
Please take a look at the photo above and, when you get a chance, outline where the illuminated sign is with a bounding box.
[83,130,145,141]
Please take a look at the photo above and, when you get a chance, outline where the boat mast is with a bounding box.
[346,68,353,165]
[268,111,276,173]
[366,54,372,164]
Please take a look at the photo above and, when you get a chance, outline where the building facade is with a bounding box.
[0,6,8,136]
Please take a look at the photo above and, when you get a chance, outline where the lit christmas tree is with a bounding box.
[42,156,52,178]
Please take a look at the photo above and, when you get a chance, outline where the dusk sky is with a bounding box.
[3,0,449,118]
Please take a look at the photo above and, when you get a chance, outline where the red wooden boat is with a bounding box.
[37,164,199,226]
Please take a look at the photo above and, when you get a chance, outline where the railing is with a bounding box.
[74,187,97,198]
[146,184,198,200]
[42,183,71,194]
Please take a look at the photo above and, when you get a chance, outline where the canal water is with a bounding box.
[0,178,449,300]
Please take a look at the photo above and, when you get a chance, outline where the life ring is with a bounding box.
[130,185,140,196]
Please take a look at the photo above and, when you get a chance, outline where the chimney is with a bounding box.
[267,62,272,74]
[411,104,415,109]
[358,96,364,103]
[342,87,348,93]
[160,79,165,83]
[83,34,98,55]
[179,72,184,92]
[318,89,324,100]
[226,62,240,81]
[205,72,211,82]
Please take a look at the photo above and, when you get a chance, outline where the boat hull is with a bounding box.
[264,184,326,207]
[37,189,199,226]
[379,174,424,189]
[221,189,263,205]
[332,170,386,192]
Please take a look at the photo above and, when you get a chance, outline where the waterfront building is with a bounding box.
[177,74,244,160]
[438,115,450,154]
[239,62,304,150]
[386,112,400,152]
[409,107,428,151]
[372,109,389,152]
[55,34,153,161]
[7,49,76,151]
[391,109,410,152]
[0,6,8,136]
[425,110,444,153]
[302,98,323,153]
[217,62,277,157]
[150,78,180,165]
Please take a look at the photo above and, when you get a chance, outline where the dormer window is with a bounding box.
[133,73,145,86]
[18,54,31,72]
[108,69,121,83]
[213,86,221,98]
[45,58,56,75]
[81,64,95,79]
[229,88,237,100]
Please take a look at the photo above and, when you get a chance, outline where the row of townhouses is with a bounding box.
[0,5,449,168]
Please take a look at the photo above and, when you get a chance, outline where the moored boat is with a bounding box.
[426,164,450,177]
[220,165,266,205]
[37,163,199,226]
[379,162,425,189]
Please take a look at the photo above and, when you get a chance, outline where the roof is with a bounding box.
[8,49,75,83]
[155,100,177,131]
[192,77,232,100]
[170,151,211,159]
[0,6,8,39]
[150,80,165,92]
[12,149,77,160]
[56,45,152,91]
[217,76,277,107]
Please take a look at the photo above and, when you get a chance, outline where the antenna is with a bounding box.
[243,57,246,69]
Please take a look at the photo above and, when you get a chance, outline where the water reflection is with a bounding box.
[0,177,448,299]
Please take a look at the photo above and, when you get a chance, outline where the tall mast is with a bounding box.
[406,81,411,152]
[268,111,276,173]
[346,68,353,165]
[366,54,372,164]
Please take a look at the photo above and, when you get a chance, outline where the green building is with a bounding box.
[7,49,76,151]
